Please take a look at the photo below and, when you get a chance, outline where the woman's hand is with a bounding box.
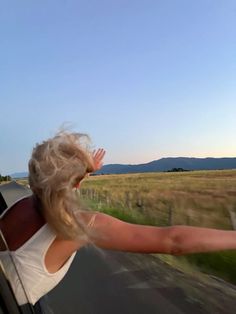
[74,149,105,189]
[91,148,106,172]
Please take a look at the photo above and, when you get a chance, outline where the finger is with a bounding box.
[97,149,105,159]
[94,148,106,159]
[97,152,105,162]
[93,148,102,156]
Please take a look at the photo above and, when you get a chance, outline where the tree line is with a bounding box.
[0,174,12,182]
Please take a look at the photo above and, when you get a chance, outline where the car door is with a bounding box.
[0,228,35,314]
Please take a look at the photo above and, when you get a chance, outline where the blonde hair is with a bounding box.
[28,131,94,240]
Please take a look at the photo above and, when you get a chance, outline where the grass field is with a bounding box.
[80,170,236,284]
[81,170,236,228]
[15,170,236,284]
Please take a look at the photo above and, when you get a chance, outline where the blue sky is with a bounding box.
[0,0,236,174]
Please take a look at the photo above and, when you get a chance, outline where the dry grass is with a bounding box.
[14,170,236,283]
[81,170,236,229]
[80,170,236,284]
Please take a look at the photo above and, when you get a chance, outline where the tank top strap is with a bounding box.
[14,224,55,255]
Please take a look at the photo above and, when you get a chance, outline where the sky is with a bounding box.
[0,0,236,175]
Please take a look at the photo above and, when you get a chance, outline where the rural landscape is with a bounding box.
[1,1,236,313]
[6,168,236,286]
[1,168,236,313]
[78,169,236,285]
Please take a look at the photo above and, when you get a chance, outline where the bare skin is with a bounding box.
[74,148,105,189]
[44,148,236,273]
[45,148,106,273]
[45,211,236,273]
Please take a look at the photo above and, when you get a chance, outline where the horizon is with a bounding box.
[1,1,235,175]
[8,156,236,176]
[4,154,236,176]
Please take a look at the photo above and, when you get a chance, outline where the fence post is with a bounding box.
[125,191,133,210]
[227,205,236,230]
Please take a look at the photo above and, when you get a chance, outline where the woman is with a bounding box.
[0,130,236,308]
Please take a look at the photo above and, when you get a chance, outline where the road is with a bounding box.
[47,247,236,314]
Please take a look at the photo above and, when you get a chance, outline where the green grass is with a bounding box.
[184,251,236,284]
[84,198,157,225]
[16,171,236,284]
[80,170,236,285]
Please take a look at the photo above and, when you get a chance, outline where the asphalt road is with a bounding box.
[47,247,236,314]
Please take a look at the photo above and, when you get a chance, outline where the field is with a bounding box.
[81,170,236,228]
[15,170,236,284]
[80,170,236,284]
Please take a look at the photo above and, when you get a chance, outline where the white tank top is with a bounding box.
[0,223,76,305]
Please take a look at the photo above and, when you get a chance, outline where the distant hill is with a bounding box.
[11,172,28,179]
[11,157,236,178]
[96,157,236,175]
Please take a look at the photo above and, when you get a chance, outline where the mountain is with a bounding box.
[11,172,28,179]
[95,157,236,175]
[10,157,236,178]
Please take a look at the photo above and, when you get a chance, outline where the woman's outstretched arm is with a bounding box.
[84,212,236,255]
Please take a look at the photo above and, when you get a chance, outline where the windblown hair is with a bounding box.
[28,131,95,240]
